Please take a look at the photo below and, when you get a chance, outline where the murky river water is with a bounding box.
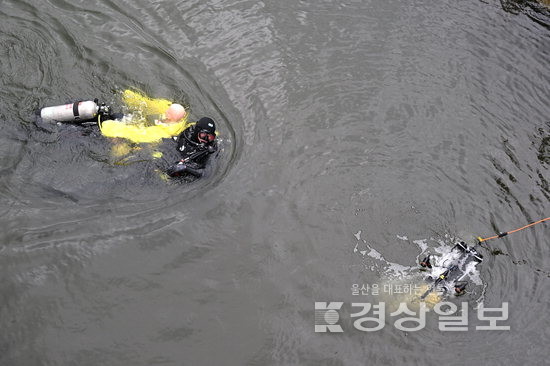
[1,0,549,365]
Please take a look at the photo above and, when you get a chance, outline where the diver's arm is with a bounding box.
[166,149,207,177]
[166,144,217,178]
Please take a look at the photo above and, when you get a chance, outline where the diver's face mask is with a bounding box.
[198,130,215,143]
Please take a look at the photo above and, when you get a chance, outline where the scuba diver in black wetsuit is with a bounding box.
[38,97,219,180]
[167,117,218,178]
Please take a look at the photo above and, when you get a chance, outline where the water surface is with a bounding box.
[1,0,549,365]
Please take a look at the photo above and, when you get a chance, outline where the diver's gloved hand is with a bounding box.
[167,162,188,177]
[167,161,203,178]
[183,165,203,177]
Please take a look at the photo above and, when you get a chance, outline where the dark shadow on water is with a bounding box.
[500,0,550,28]
[538,136,550,164]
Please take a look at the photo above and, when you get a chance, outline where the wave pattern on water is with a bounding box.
[0,0,549,365]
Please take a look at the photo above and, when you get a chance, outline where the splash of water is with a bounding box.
[354,230,484,307]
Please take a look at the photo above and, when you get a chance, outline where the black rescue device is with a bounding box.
[417,216,548,300]
[419,242,483,299]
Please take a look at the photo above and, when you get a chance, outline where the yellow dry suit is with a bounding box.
[98,90,190,175]
[99,89,190,143]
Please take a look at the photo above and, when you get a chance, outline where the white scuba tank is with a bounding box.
[40,100,99,122]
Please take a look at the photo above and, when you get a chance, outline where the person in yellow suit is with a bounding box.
[99,89,189,143]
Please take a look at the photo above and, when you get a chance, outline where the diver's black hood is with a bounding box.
[196,117,216,134]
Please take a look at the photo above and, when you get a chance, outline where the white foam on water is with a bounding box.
[413,239,428,253]
[367,247,382,260]
[463,261,483,286]
[354,239,416,280]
